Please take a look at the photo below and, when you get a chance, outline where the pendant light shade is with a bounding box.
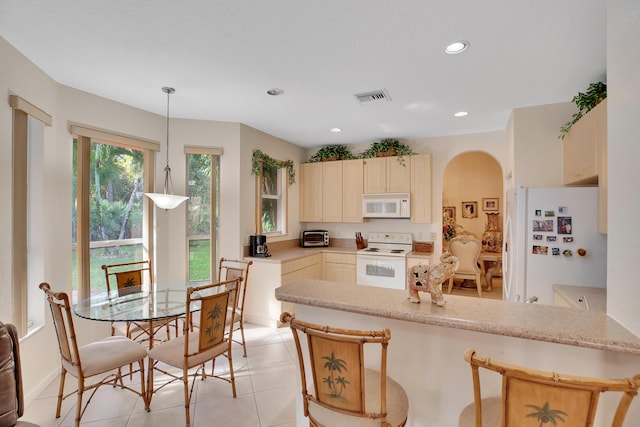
[145,86,188,210]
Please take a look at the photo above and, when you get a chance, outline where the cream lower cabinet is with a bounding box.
[322,252,356,284]
[244,254,322,327]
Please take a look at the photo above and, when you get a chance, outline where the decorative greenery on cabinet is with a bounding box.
[307,145,356,163]
[359,139,415,165]
[251,149,295,184]
[559,82,607,140]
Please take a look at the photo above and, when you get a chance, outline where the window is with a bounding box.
[10,95,52,337]
[185,147,221,284]
[71,124,159,301]
[258,162,287,235]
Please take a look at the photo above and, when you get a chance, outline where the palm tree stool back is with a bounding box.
[460,348,640,427]
[281,312,409,426]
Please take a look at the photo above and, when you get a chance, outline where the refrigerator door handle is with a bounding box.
[503,213,518,302]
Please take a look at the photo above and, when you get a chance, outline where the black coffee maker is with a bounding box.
[249,235,270,257]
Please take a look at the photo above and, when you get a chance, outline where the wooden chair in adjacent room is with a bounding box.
[39,283,148,427]
[280,312,409,426]
[447,236,483,297]
[147,277,241,427]
[459,348,640,427]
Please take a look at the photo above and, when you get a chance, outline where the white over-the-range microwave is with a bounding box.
[362,193,410,218]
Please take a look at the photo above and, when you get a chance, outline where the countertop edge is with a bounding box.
[275,280,640,356]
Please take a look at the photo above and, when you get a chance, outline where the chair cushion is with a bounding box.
[308,368,409,427]
[62,336,146,378]
[147,333,229,369]
[459,396,502,427]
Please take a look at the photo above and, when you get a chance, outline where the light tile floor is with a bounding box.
[18,324,298,427]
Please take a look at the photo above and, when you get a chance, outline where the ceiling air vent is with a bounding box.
[354,89,391,104]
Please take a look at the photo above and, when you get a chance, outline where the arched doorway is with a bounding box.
[443,151,503,299]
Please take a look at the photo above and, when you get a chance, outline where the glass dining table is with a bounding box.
[73,283,197,403]
[73,284,194,341]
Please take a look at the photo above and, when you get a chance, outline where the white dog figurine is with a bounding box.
[407,252,459,306]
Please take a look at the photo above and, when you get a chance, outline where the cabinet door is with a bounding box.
[597,100,607,234]
[342,159,363,222]
[323,253,356,284]
[300,162,323,222]
[324,263,356,284]
[363,157,387,193]
[387,157,411,193]
[563,103,601,185]
[410,154,432,223]
[322,161,343,222]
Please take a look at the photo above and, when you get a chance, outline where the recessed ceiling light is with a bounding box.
[330,128,342,133]
[266,88,284,96]
[445,41,469,54]
[454,111,469,117]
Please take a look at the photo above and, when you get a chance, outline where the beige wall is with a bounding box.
[606,0,640,333]
[508,102,577,189]
[443,152,503,239]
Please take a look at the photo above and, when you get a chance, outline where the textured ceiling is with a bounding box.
[0,0,606,148]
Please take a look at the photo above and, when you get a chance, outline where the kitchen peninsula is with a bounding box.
[276,279,640,426]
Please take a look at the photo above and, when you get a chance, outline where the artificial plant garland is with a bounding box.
[251,149,296,185]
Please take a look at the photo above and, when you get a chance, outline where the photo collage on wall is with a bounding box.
[531,206,574,257]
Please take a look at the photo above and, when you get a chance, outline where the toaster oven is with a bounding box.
[301,230,329,247]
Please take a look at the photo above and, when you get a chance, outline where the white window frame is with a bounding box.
[256,162,288,236]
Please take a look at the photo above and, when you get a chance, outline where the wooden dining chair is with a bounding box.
[39,283,149,427]
[102,260,176,343]
[218,257,253,357]
[447,236,483,297]
[280,312,409,426]
[460,348,640,427]
[147,277,241,427]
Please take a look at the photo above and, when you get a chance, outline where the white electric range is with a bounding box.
[356,232,412,289]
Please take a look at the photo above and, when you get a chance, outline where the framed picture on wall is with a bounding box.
[462,201,478,218]
[482,198,499,211]
[443,206,456,220]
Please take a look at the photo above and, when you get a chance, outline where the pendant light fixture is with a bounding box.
[145,86,189,210]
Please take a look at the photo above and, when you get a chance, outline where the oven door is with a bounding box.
[356,254,407,289]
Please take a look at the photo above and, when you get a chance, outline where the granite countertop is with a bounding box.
[553,284,606,312]
[275,279,640,356]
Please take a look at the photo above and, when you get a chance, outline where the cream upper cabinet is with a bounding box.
[598,101,608,234]
[301,159,364,223]
[363,157,387,193]
[363,156,411,194]
[562,99,607,233]
[410,154,432,223]
[563,99,606,186]
[299,162,323,222]
[341,159,363,222]
[322,161,343,222]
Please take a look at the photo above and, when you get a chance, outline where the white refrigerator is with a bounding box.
[503,186,606,305]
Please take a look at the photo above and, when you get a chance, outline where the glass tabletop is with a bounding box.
[73,284,196,322]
